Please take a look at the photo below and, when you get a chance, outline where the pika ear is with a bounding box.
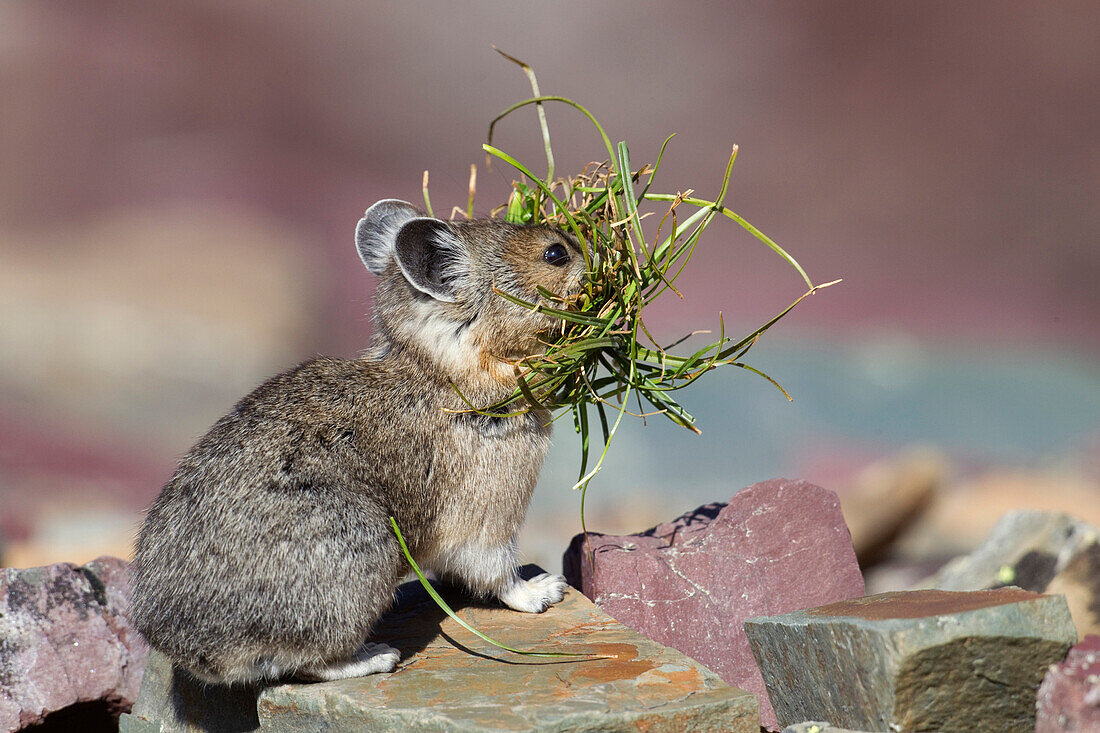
[355,199,422,275]
[393,218,468,303]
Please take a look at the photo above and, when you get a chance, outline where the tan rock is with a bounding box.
[893,469,1100,561]
[1046,542,1100,639]
[838,448,946,565]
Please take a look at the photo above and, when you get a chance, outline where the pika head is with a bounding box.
[356,200,586,391]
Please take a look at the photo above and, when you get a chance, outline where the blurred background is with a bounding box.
[1,2,1097,584]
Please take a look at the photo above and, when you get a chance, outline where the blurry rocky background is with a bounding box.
[1,2,1097,582]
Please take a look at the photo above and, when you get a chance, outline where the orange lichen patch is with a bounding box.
[806,588,1044,620]
[557,642,651,684]
[579,641,637,660]
[255,697,301,717]
[542,617,621,642]
[650,667,704,687]
[570,658,656,684]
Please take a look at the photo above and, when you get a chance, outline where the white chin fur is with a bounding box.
[402,300,482,378]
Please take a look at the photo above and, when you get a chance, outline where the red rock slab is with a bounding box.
[807,587,1042,619]
[563,478,865,730]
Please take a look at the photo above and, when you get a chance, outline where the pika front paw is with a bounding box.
[499,572,568,614]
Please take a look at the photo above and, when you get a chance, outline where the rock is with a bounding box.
[1035,635,1100,733]
[120,566,759,732]
[893,470,1100,562]
[1046,543,1100,638]
[922,510,1097,592]
[837,448,945,566]
[562,478,865,730]
[119,650,263,733]
[0,556,149,731]
[921,510,1100,639]
[744,588,1077,732]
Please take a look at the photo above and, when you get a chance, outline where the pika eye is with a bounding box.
[543,242,570,267]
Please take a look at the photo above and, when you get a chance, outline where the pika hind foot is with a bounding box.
[499,572,567,614]
[298,642,400,682]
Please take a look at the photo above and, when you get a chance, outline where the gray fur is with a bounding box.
[355,199,420,275]
[130,201,586,684]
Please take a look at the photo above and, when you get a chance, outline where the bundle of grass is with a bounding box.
[395,53,836,659]
[430,52,838,530]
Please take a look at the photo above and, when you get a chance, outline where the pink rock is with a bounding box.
[1036,635,1100,732]
[0,557,149,730]
[563,478,865,730]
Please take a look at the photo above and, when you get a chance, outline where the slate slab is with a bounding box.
[119,650,263,733]
[1035,634,1100,733]
[0,556,149,731]
[120,566,758,732]
[562,478,865,729]
[744,588,1077,733]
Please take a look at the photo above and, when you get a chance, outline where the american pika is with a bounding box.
[130,200,585,683]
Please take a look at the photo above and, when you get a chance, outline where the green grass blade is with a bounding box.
[493,48,555,181]
[638,133,676,200]
[645,194,814,289]
[614,141,645,276]
[488,95,616,167]
[493,287,608,327]
[571,332,637,492]
[729,362,793,401]
[716,280,840,360]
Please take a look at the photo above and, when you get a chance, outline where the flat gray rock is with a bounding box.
[745,588,1077,732]
[121,566,758,732]
[119,650,262,733]
[921,509,1100,640]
